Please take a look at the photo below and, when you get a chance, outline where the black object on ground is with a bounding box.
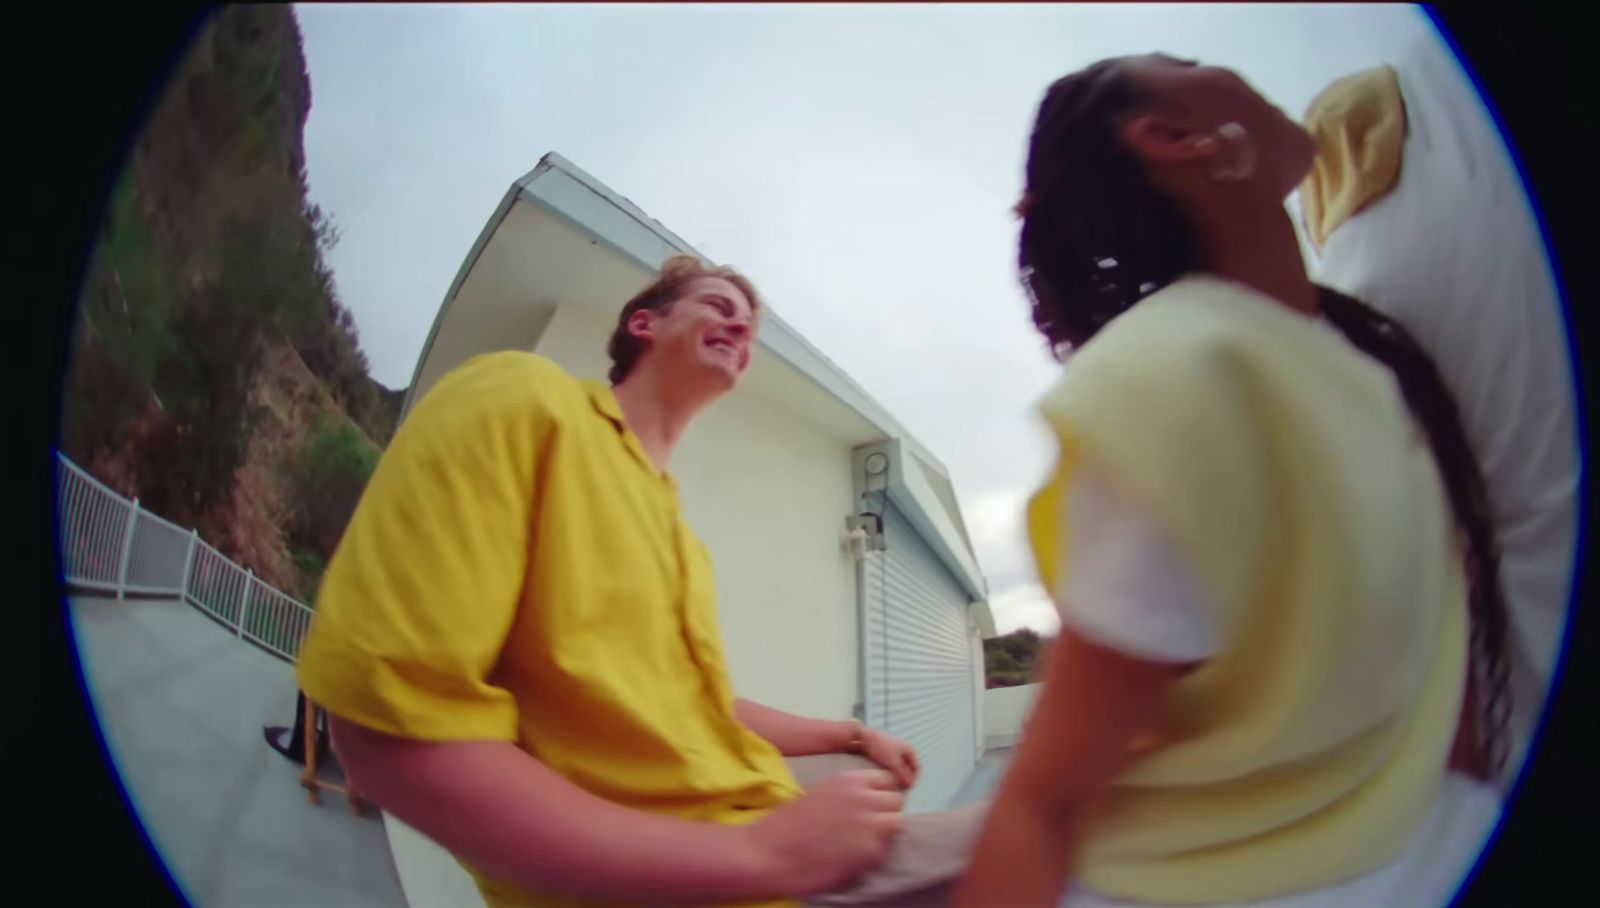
[264,691,330,766]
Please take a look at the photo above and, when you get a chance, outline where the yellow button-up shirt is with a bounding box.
[296,351,802,908]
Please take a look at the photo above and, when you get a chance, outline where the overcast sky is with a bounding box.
[293,3,1440,635]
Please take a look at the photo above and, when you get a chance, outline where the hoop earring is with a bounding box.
[1210,121,1257,183]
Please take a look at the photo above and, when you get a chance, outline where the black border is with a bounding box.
[1423,4,1598,901]
[23,5,211,905]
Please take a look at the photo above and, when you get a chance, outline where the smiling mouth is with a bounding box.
[705,338,738,357]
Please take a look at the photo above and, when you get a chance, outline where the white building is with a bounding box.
[405,153,996,815]
[376,152,999,906]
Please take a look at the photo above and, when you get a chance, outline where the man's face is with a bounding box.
[632,276,759,393]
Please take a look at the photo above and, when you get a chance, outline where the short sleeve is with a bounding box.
[1053,466,1221,665]
[1026,286,1282,644]
[295,352,556,741]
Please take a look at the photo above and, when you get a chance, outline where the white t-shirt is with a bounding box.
[1049,461,1501,908]
[1309,35,1580,789]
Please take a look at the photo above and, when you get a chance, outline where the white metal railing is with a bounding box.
[56,451,316,663]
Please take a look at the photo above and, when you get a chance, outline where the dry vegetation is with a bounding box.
[60,7,399,601]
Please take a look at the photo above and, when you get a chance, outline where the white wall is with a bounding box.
[533,304,863,720]
[984,682,1043,748]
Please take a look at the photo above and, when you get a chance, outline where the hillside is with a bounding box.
[228,341,384,598]
[60,7,399,601]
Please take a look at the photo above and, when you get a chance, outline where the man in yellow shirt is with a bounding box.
[296,255,967,908]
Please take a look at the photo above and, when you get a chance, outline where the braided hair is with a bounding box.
[1017,60,1510,780]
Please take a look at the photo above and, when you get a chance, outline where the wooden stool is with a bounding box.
[298,696,369,815]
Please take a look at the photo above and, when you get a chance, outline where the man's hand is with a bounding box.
[745,769,905,896]
[729,699,919,789]
[859,726,920,791]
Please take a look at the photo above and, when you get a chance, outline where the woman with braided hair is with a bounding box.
[953,55,1506,908]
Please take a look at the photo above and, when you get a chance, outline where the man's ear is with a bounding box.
[627,308,656,343]
[1120,112,1218,166]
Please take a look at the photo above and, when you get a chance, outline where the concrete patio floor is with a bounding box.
[69,594,406,907]
[68,592,1017,908]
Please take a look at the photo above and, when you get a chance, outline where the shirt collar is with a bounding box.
[581,379,627,427]
[580,379,678,490]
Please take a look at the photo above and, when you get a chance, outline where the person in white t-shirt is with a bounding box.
[954,52,1509,908]
[1305,37,1581,793]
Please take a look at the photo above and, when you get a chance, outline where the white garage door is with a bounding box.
[861,501,979,814]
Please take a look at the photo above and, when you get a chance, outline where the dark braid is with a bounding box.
[1019,61,1197,354]
[1019,60,1511,781]
[1317,287,1511,779]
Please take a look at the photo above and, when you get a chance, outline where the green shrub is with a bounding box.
[288,414,380,558]
[290,546,327,602]
[984,628,1047,689]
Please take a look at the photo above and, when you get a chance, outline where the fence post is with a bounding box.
[238,568,255,638]
[178,529,199,602]
[115,497,140,601]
